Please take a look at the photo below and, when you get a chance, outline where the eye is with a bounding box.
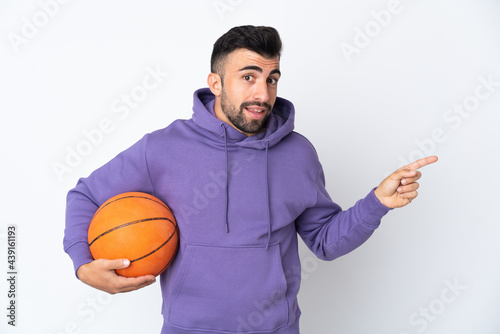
[243,75,253,81]
[267,77,279,85]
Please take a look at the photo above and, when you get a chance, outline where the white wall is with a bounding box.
[1,0,499,333]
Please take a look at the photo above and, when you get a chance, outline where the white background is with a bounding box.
[1,0,499,333]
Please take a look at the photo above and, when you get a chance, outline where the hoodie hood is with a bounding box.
[191,88,295,149]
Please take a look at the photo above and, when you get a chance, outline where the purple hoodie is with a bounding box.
[64,88,391,333]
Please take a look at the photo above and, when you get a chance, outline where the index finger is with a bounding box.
[403,156,438,171]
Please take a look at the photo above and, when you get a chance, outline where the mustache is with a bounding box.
[240,101,272,112]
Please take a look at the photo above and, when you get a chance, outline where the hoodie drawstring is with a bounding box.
[220,123,229,233]
[265,141,271,250]
[219,124,272,250]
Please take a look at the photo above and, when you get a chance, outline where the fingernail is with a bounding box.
[410,170,416,175]
[397,187,402,192]
[123,259,130,267]
[401,179,407,185]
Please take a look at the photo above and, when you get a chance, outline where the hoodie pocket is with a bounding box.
[168,243,289,332]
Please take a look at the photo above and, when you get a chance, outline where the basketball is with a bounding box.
[88,192,179,277]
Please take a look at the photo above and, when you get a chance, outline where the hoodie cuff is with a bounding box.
[65,241,94,278]
[359,187,393,227]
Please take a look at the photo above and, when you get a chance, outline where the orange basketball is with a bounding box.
[88,192,179,277]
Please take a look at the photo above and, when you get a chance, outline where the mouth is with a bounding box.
[244,106,268,120]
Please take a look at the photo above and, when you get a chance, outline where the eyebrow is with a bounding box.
[238,65,281,77]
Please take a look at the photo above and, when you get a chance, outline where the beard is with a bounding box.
[220,88,272,135]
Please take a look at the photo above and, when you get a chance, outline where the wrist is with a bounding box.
[76,262,91,280]
[374,187,390,208]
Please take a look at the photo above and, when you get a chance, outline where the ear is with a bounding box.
[207,73,222,97]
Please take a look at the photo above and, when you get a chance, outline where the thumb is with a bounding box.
[378,169,416,195]
[394,168,417,180]
[104,258,131,270]
[384,169,416,187]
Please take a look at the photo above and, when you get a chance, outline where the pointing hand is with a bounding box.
[374,156,438,209]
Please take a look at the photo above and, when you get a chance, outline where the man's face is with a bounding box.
[215,49,281,136]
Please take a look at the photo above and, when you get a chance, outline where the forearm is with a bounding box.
[298,188,391,261]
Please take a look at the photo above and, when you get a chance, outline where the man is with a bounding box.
[64,25,437,333]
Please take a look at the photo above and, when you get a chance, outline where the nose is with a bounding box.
[251,79,270,103]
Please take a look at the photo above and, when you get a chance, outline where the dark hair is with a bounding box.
[210,25,282,77]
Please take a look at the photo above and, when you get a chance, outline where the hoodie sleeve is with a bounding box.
[63,134,155,276]
[295,166,392,261]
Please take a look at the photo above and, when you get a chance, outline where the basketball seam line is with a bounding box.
[130,225,179,263]
[88,217,176,247]
[154,238,179,276]
[93,195,172,219]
